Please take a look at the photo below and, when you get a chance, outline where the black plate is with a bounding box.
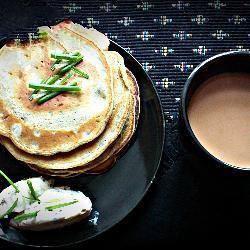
[0,41,165,247]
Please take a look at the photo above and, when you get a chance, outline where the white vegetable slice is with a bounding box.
[10,189,92,231]
[0,177,51,216]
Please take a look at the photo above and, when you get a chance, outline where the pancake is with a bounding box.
[24,68,140,177]
[0,21,140,178]
[39,20,110,51]
[42,74,140,177]
[87,69,140,174]
[0,52,130,170]
[0,33,113,155]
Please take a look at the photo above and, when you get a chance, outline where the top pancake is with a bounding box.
[0,52,130,170]
[0,29,113,155]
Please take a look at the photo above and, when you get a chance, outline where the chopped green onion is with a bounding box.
[51,53,82,61]
[51,51,81,71]
[23,195,36,201]
[46,75,61,85]
[13,211,38,222]
[51,50,70,71]
[37,82,77,105]
[0,199,18,220]
[46,200,78,211]
[72,67,89,79]
[27,180,39,201]
[57,72,73,85]
[38,31,48,39]
[29,77,50,101]
[0,170,19,193]
[35,73,73,104]
[71,51,81,56]
[29,83,81,92]
[59,57,83,75]
[51,59,61,71]
[29,75,62,101]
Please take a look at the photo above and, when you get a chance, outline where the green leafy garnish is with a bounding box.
[45,200,78,211]
[13,211,38,222]
[0,170,19,193]
[27,180,39,201]
[50,59,62,71]
[46,75,61,85]
[28,50,86,104]
[0,199,18,220]
[29,77,50,101]
[29,83,80,92]
[37,82,77,105]
[51,53,82,61]
[51,51,81,71]
[38,31,48,39]
[58,57,83,75]
[72,67,89,79]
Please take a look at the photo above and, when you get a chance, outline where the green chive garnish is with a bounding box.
[59,57,83,75]
[13,211,38,222]
[29,83,80,92]
[29,77,50,101]
[57,72,73,85]
[29,75,60,101]
[46,75,61,85]
[51,53,82,61]
[37,31,48,39]
[51,50,66,71]
[29,75,61,101]
[0,170,19,193]
[51,59,61,71]
[27,180,39,201]
[45,200,78,211]
[51,51,81,71]
[71,51,81,56]
[37,82,77,105]
[0,199,18,220]
[72,67,89,79]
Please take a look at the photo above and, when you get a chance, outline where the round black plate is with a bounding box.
[0,41,165,247]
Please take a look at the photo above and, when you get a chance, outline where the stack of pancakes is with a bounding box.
[0,21,140,177]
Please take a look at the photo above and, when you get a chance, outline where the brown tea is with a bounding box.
[188,73,250,168]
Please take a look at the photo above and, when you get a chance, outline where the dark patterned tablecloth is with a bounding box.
[1,0,250,246]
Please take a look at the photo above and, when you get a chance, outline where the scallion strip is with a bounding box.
[29,83,80,92]
[51,53,82,61]
[13,211,38,223]
[0,170,19,193]
[57,72,73,85]
[37,82,77,105]
[37,31,48,39]
[58,57,83,75]
[51,51,81,71]
[72,67,89,79]
[45,200,78,211]
[0,199,18,220]
[27,180,39,201]
[29,77,50,101]
[29,74,60,100]
[46,75,61,85]
[50,59,61,71]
